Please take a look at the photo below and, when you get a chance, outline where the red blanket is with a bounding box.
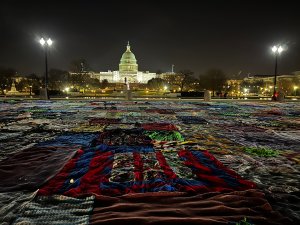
[39,145,255,197]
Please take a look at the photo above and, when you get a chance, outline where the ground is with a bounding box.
[0,99,299,224]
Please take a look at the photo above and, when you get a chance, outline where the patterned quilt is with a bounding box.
[38,124,255,197]
[0,100,299,225]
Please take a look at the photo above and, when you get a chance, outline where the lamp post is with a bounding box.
[294,86,298,96]
[271,45,283,100]
[64,87,70,99]
[39,38,53,100]
[29,85,32,97]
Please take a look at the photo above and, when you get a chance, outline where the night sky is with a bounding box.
[1,0,300,77]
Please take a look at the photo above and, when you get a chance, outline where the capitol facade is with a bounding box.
[89,42,157,84]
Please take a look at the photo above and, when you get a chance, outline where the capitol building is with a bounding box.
[89,42,157,84]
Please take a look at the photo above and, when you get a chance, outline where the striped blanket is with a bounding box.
[39,144,255,197]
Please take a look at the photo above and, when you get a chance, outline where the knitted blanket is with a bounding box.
[39,144,255,197]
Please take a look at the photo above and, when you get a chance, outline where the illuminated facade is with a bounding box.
[90,42,156,84]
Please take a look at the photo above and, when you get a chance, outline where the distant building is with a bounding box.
[158,72,184,91]
[226,79,243,94]
[87,42,157,84]
[244,73,300,84]
[5,80,33,96]
[225,73,300,96]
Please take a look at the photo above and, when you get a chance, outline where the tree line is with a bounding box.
[0,65,237,96]
[2,60,299,96]
[148,69,227,96]
[0,60,108,95]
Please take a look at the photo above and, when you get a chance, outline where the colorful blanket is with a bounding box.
[39,143,255,197]
[1,100,299,224]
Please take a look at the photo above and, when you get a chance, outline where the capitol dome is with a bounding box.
[119,42,138,73]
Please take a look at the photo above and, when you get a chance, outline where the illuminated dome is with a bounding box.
[119,42,138,72]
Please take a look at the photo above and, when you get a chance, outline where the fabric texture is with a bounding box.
[90,190,291,225]
[0,191,37,225]
[39,145,255,197]
[13,195,94,225]
[0,146,78,192]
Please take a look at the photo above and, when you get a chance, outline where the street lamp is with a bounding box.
[29,85,32,97]
[39,37,53,100]
[64,87,70,99]
[294,86,298,96]
[271,45,284,100]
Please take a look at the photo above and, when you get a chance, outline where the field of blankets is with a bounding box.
[0,99,299,225]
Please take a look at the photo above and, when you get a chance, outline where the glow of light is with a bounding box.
[65,87,70,92]
[39,38,45,46]
[294,86,298,90]
[272,45,284,54]
[272,46,277,52]
[164,86,168,90]
[47,38,53,46]
[137,76,143,83]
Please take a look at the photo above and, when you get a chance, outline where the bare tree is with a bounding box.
[200,69,227,96]
[0,67,16,94]
[167,69,194,92]
[69,59,91,73]
[147,78,167,91]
